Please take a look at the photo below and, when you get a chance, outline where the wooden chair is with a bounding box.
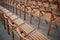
[10,18,25,40]
[30,8,43,28]
[50,4,58,12]
[15,22,49,40]
[48,12,60,35]
[2,9,14,35]
[6,15,19,40]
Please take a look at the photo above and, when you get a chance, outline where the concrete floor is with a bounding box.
[0,2,60,40]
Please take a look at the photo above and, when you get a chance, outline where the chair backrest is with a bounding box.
[50,4,58,10]
[27,7,32,14]
[38,2,43,7]
[20,5,25,11]
[43,3,49,8]
[42,11,52,22]
[48,0,53,2]
[42,0,48,2]
[32,8,41,16]
[52,12,60,26]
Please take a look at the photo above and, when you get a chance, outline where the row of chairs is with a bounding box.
[3,0,60,35]
[4,0,60,10]
[0,6,49,40]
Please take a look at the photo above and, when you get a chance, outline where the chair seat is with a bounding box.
[28,30,49,40]
[13,18,24,26]
[15,28,30,40]
[43,3,49,8]
[27,7,32,14]
[20,5,25,11]
[19,23,35,36]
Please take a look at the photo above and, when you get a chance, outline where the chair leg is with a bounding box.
[20,9,21,17]
[4,20,6,29]
[13,7,14,13]
[12,31,14,40]
[16,8,18,15]
[47,22,52,35]
[24,12,26,20]
[7,23,10,35]
[30,15,33,24]
[38,17,40,29]
[45,19,48,24]
[55,23,58,29]
[19,36,22,40]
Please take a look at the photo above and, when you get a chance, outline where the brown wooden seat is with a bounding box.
[28,30,49,40]
[19,23,35,36]
[13,18,25,26]
[14,28,30,40]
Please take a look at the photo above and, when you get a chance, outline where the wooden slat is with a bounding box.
[19,23,35,36]
[13,18,25,26]
[28,30,49,40]
[8,15,19,21]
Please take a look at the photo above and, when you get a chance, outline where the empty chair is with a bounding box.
[30,8,43,28]
[48,12,60,35]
